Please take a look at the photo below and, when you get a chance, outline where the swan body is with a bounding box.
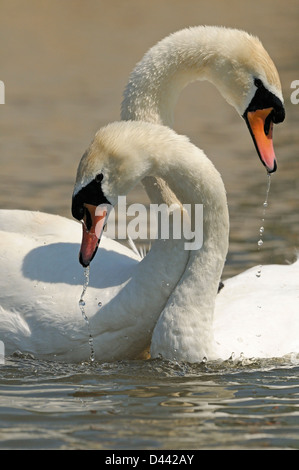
[0,210,149,360]
[213,260,299,359]
[0,206,189,361]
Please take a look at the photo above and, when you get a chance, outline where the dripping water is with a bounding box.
[79,266,95,362]
[256,173,271,278]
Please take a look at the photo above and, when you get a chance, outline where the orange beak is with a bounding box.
[245,107,277,173]
[79,203,111,267]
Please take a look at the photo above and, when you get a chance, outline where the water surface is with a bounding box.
[1,355,299,450]
[0,0,299,450]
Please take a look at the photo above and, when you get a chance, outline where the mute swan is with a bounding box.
[72,120,229,363]
[71,121,299,362]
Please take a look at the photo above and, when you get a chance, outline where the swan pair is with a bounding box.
[1,26,298,362]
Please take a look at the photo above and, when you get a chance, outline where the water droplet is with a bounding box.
[161,281,170,289]
[79,266,95,363]
[98,301,102,307]
[256,265,262,278]
[256,174,272,274]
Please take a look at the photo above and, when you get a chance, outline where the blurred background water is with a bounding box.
[0,0,299,450]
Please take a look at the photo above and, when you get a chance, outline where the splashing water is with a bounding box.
[256,173,271,278]
[79,266,95,362]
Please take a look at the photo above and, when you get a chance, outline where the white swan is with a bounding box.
[118,26,299,361]
[0,26,295,362]
[71,120,229,363]
[71,121,299,363]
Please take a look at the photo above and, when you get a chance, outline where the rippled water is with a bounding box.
[1,0,299,451]
[0,355,299,450]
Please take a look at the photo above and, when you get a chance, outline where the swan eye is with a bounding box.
[95,173,103,183]
[254,78,263,88]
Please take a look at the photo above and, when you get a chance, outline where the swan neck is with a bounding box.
[121,27,241,126]
[150,138,229,362]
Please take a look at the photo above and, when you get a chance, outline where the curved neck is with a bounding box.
[121,26,242,127]
[121,26,243,208]
[149,138,229,362]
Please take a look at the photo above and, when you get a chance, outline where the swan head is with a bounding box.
[72,122,157,266]
[202,27,285,173]
[124,26,285,173]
